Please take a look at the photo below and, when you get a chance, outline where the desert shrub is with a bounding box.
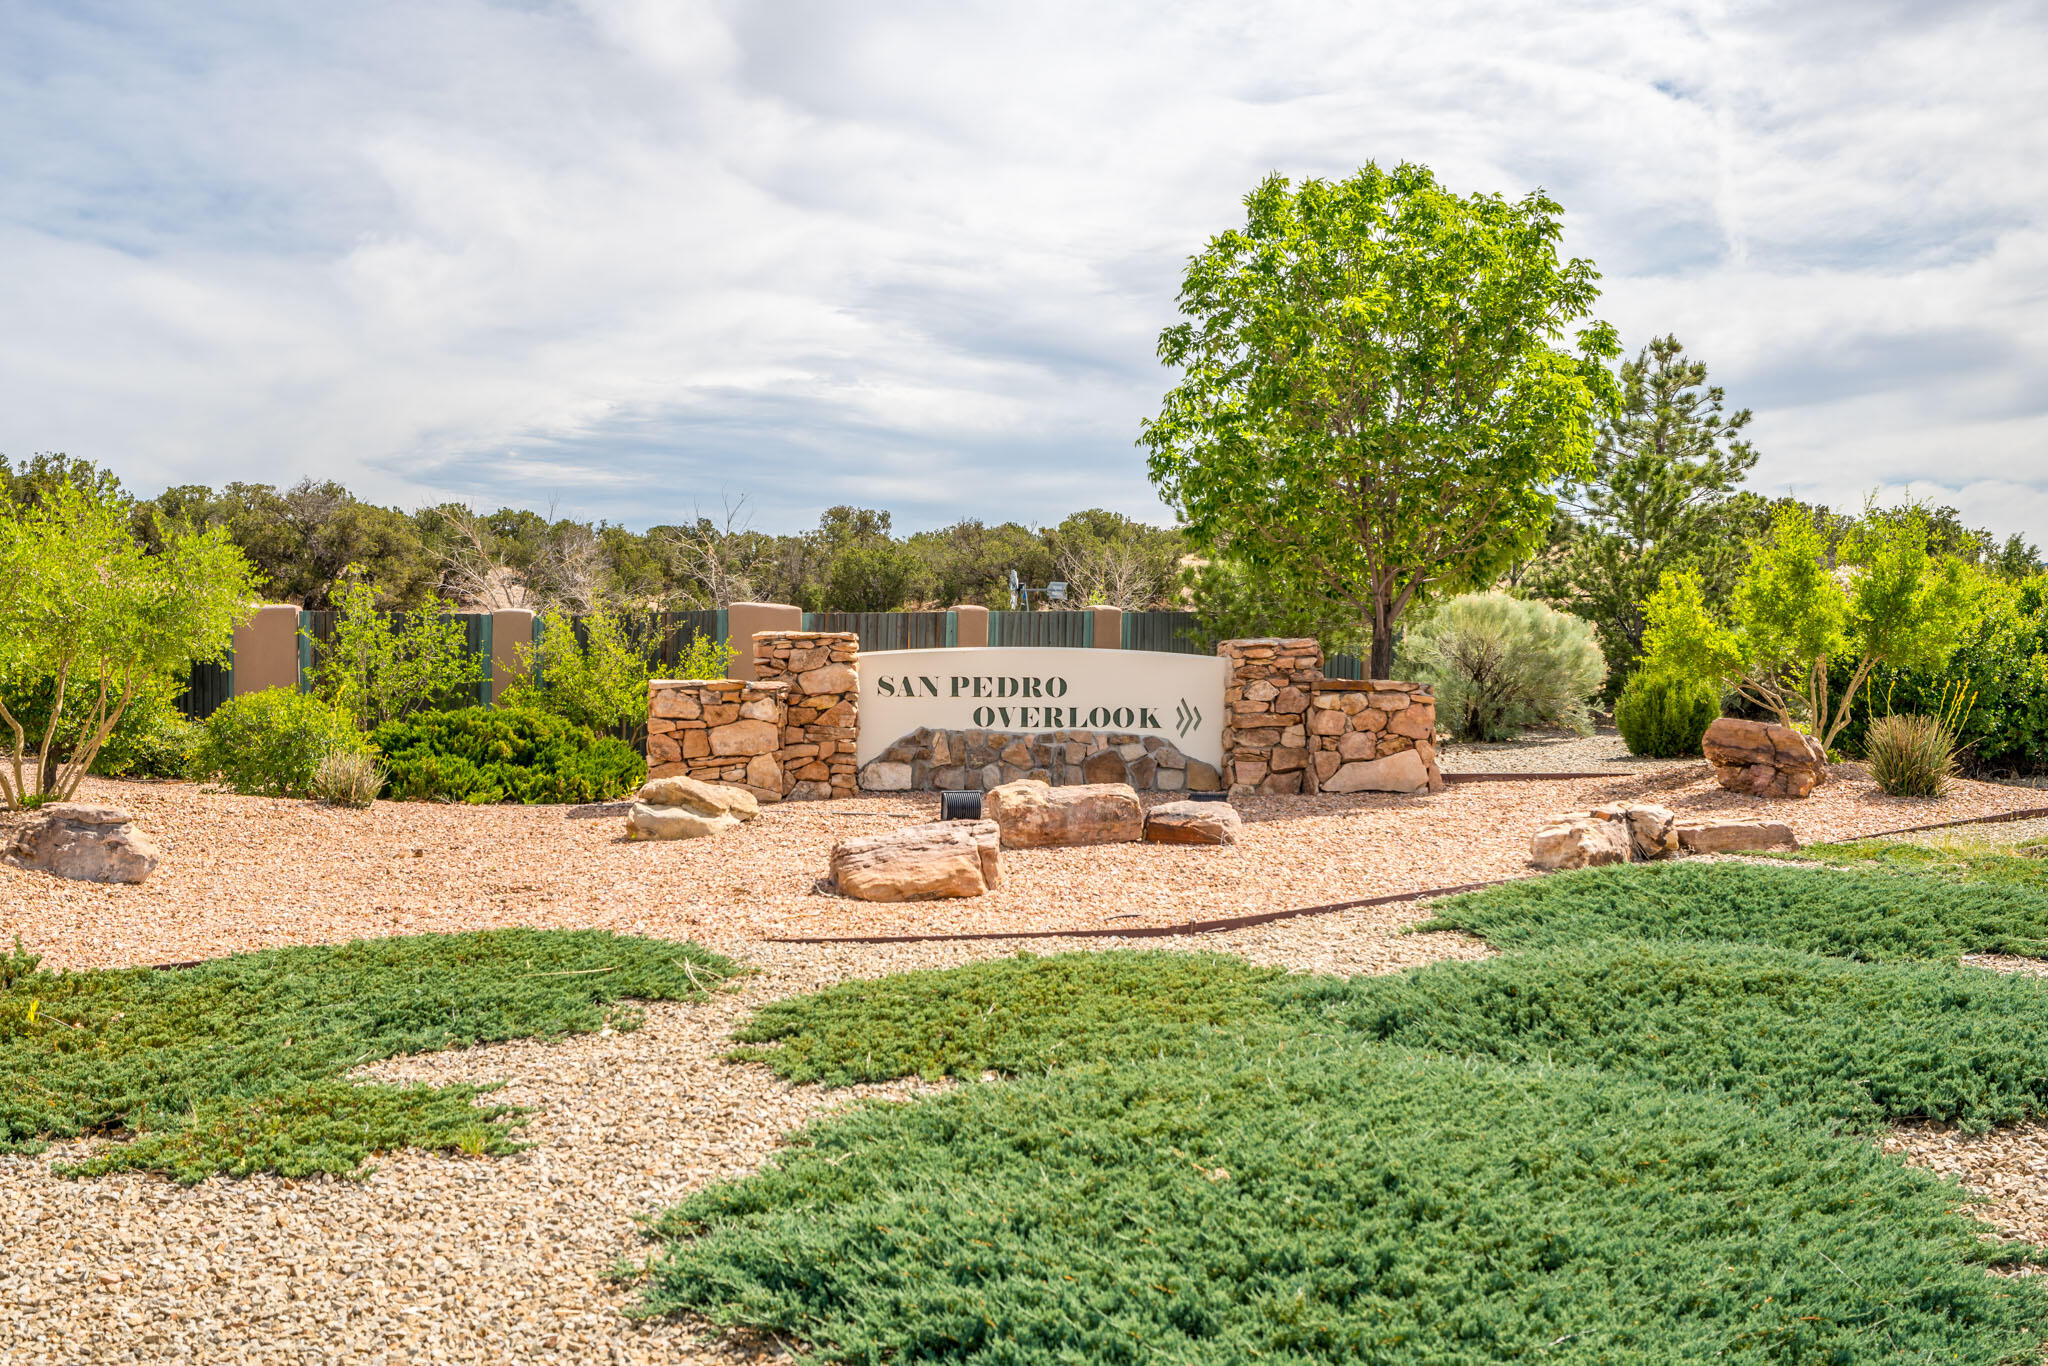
[501,609,734,748]
[5,671,197,779]
[371,705,644,804]
[1612,672,1718,758]
[191,689,369,798]
[309,749,384,808]
[0,928,738,1180]
[310,572,483,731]
[1396,592,1606,741]
[1866,712,1961,797]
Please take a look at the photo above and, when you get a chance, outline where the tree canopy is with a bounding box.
[1144,162,1620,677]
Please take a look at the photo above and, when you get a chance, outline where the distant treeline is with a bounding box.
[0,453,1189,614]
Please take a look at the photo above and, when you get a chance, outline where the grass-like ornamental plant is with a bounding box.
[1613,671,1719,758]
[190,688,370,798]
[0,929,738,1181]
[1865,712,1960,797]
[309,748,385,808]
[371,705,645,804]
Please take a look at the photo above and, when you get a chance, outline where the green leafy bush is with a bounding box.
[1613,672,1718,757]
[0,929,738,1180]
[371,705,645,804]
[1396,592,1606,741]
[191,688,368,798]
[5,671,197,779]
[310,571,482,731]
[501,609,733,748]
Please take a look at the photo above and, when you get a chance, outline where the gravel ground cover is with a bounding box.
[1436,724,1686,773]
[7,766,2041,969]
[7,765,2048,1364]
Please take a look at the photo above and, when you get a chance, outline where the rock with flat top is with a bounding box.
[984,780,1143,848]
[1676,819,1798,853]
[1320,749,1429,794]
[1143,800,1243,846]
[636,776,759,821]
[1529,815,1635,870]
[1702,717,1828,798]
[5,803,160,883]
[830,820,1002,901]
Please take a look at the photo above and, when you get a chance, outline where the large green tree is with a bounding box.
[1144,163,1619,677]
[1536,335,1758,685]
[0,483,255,806]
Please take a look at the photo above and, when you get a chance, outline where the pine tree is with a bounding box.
[1537,335,1757,687]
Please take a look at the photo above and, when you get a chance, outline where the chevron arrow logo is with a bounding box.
[1175,697,1201,737]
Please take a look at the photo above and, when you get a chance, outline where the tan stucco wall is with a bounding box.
[1090,605,1123,648]
[724,602,804,679]
[491,609,534,703]
[952,605,989,648]
[230,605,302,696]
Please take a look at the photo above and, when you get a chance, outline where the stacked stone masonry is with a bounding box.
[1218,637,1324,794]
[1307,680,1444,793]
[859,728,1219,794]
[753,631,860,799]
[645,679,787,803]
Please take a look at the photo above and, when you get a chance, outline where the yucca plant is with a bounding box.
[1865,680,1975,798]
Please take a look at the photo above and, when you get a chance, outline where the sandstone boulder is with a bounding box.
[636,775,760,821]
[1530,802,1679,869]
[1676,819,1798,853]
[1321,748,1429,794]
[984,780,1143,848]
[1702,717,1828,798]
[831,819,1002,901]
[625,803,739,841]
[5,804,160,883]
[859,761,914,792]
[1529,815,1634,870]
[1143,800,1243,846]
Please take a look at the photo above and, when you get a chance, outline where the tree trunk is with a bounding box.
[1369,628,1395,681]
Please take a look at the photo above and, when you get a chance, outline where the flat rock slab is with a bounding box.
[1143,801,1244,846]
[1703,717,1828,798]
[1320,749,1429,794]
[984,780,1143,848]
[831,820,1003,901]
[5,803,160,883]
[1677,819,1799,853]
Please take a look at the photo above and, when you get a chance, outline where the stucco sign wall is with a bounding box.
[855,647,1227,770]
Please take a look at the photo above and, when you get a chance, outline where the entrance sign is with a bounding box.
[855,647,1227,770]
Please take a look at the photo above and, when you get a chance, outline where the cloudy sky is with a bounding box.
[3,1,2044,539]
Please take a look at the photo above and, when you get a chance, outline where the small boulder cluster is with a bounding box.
[828,780,1244,903]
[1531,802,1797,870]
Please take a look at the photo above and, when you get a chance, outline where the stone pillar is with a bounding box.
[723,602,803,680]
[231,604,302,696]
[1307,680,1442,794]
[1217,638,1322,795]
[754,631,860,799]
[1089,605,1123,648]
[646,678,788,803]
[952,604,990,649]
[490,609,534,705]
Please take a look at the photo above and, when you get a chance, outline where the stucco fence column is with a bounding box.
[754,631,860,799]
[490,609,534,704]
[1089,605,1123,648]
[951,604,990,648]
[230,604,302,696]
[723,602,803,680]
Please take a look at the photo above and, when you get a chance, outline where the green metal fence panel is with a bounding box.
[1325,653,1365,681]
[175,659,233,719]
[1120,610,1204,654]
[804,611,952,650]
[988,611,1093,647]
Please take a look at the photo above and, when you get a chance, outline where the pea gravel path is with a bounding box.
[5,764,2048,1363]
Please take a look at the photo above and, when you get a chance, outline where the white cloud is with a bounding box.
[0,0,2043,541]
